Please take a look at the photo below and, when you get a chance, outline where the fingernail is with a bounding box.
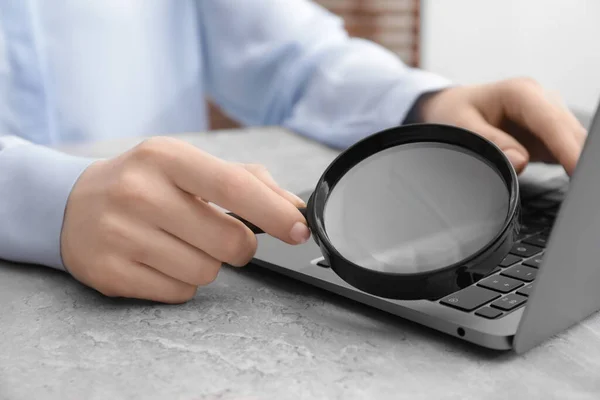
[287,190,306,206]
[505,149,527,169]
[290,222,311,244]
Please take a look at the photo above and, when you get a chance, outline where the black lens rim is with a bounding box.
[305,123,520,300]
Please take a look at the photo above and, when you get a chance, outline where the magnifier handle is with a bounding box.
[226,208,308,235]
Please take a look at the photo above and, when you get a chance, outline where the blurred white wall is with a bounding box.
[421,0,599,116]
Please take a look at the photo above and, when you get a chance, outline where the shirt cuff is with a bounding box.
[384,68,454,126]
[340,69,453,148]
[0,144,96,271]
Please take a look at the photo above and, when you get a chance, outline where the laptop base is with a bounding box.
[252,164,571,351]
[252,228,520,351]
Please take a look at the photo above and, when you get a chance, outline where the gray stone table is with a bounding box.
[1,127,600,400]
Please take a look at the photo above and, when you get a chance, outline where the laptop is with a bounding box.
[251,101,600,353]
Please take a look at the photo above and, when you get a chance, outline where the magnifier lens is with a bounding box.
[323,142,510,274]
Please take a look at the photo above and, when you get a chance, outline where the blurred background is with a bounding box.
[209,0,599,130]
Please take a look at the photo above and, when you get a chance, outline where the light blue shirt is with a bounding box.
[0,0,451,271]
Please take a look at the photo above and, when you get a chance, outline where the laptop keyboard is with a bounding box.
[439,177,568,320]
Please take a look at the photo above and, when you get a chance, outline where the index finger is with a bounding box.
[500,79,586,175]
[156,139,309,245]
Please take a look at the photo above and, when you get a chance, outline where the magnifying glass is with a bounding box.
[229,124,520,300]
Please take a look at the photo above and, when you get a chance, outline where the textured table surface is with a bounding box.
[1,127,600,400]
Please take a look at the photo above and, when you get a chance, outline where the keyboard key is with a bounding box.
[440,286,501,312]
[501,265,538,282]
[543,189,567,202]
[478,275,524,293]
[509,243,543,258]
[519,223,544,236]
[499,254,522,268]
[491,293,528,311]
[523,234,548,248]
[475,267,502,282]
[475,307,504,319]
[527,214,554,226]
[517,284,535,297]
[523,254,544,268]
[527,198,559,210]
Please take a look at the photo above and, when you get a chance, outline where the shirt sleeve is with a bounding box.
[0,136,95,270]
[198,0,453,148]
